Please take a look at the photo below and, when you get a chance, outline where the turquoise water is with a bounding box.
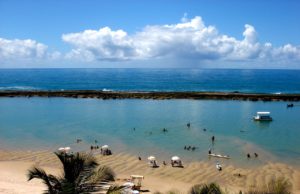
[0,97,300,167]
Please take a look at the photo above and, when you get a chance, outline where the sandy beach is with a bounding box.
[0,149,299,194]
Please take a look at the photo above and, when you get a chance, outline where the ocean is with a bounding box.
[0,69,300,167]
[1,68,300,93]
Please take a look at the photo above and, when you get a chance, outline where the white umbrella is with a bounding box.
[132,190,139,194]
[171,156,180,161]
[64,147,71,151]
[58,147,71,152]
[147,156,156,161]
[102,145,109,149]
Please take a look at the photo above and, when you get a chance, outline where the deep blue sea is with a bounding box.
[0,68,300,93]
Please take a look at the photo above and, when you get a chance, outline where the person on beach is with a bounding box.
[247,153,251,158]
[208,149,212,154]
[163,161,167,165]
[138,156,141,160]
[254,153,258,157]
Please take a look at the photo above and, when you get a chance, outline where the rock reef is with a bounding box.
[0,90,299,101]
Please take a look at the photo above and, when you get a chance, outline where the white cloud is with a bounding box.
[0,38,62,68]
[61,16,300,65]
[1,16,300,68]
[62,27,137,61]
[0,38,48,59]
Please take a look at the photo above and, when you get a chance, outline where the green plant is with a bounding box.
[189,183,222,194]
[246,177,292,194]
[27,152,122,194]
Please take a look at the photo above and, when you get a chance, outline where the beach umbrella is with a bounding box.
[58,147,71,152]
[102,145,109,150]
[64,147,71,151]
[132,190,139,194]
[171,156,180,161]
[147,156,156,161]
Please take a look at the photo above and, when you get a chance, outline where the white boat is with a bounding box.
[253,111,272,121]
[208,153,230,159]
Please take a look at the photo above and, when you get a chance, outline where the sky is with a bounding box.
[0,0,300,69]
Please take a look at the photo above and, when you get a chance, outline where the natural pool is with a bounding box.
[0,97,299,167]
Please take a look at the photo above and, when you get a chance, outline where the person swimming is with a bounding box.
[187,122,191,128]
[212,136,215,142]
[208,149,212,154]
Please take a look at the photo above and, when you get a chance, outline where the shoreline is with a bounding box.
[0,149,299,194]
[1,90,300,101]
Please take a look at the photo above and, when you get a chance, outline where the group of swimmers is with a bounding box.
[184,145,197,151]
[90,145,100,150]
[247,153,258,158]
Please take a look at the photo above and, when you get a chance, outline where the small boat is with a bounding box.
[208,153,230,159]
[253,112,272,121]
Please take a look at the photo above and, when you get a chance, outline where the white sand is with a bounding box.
[0,150,299,194]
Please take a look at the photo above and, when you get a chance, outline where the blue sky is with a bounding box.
[0,0,300,68]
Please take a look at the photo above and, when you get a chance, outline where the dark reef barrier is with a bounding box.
[0,90,300,101]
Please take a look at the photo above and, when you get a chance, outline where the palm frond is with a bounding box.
[90,165,116,183]
[27,152,117,194]
[27,166,60,194]
[107,184,125,194]
[54,152,98,183]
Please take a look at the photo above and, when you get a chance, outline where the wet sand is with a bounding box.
[1,90,300,101]
[0,149,299,194]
